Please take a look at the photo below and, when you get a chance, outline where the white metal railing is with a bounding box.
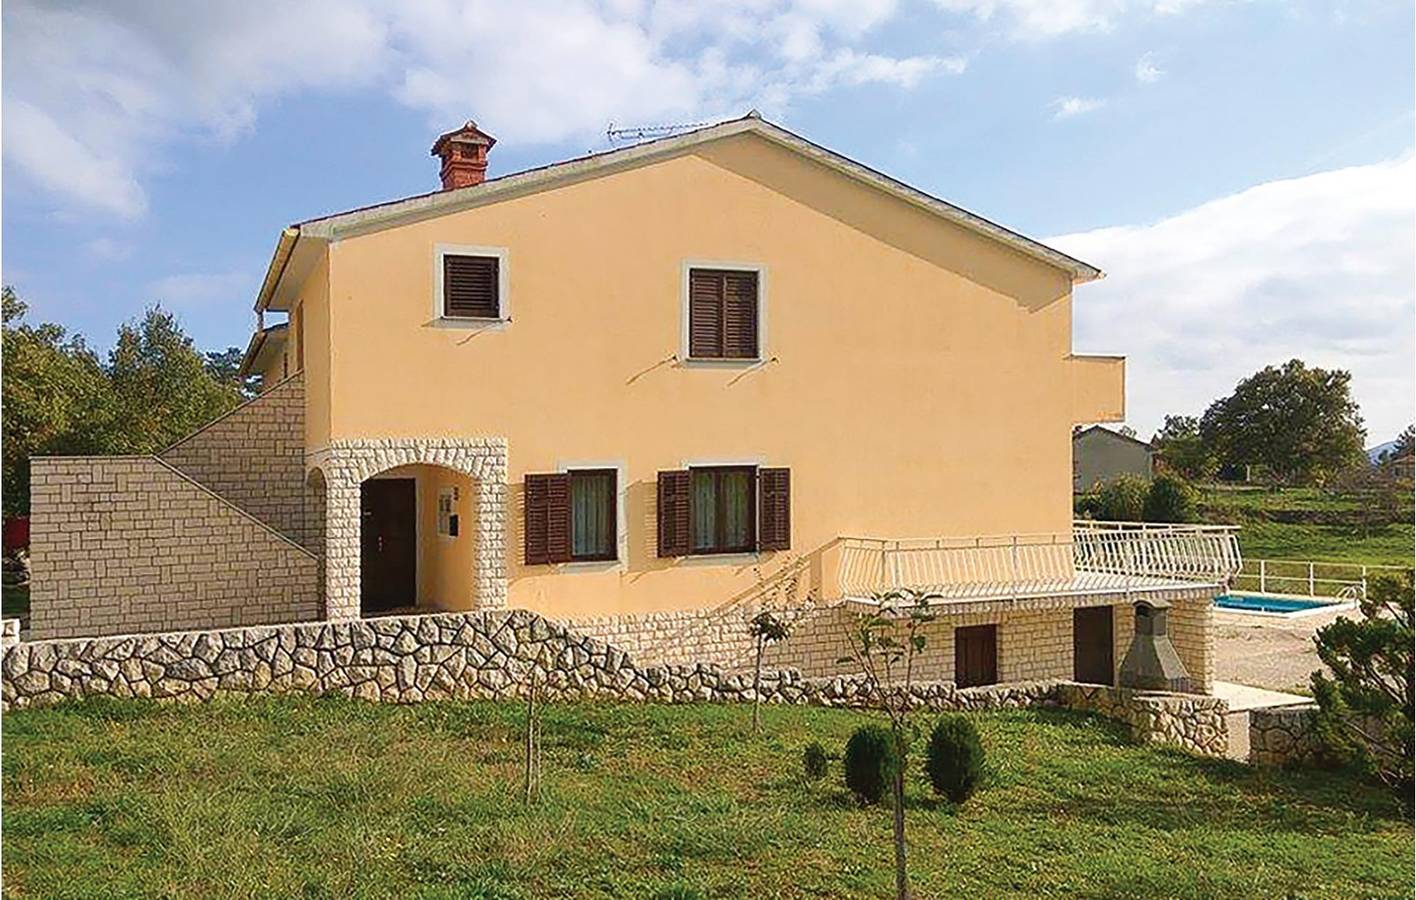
[838,521,1242,601]
[1233,558,1408,602]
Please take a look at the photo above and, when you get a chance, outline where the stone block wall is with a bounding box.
[0,608,1231,757]
[27,456,319,640]
[1249,705,1325,767]
[573,596,1200,688]
[1168,594,1215,693]
[160,374,310,545]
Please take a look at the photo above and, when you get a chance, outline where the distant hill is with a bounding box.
[1367,439,1399,463]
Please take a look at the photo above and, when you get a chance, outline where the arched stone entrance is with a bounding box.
[308,438,507,620]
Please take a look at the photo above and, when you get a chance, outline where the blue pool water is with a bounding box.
[1214,593,1336,614]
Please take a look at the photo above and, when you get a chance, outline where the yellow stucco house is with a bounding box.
[28,114,1239,692]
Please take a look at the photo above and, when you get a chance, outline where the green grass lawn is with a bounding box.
[3,698,1410,898]
[1234,521,1414,569]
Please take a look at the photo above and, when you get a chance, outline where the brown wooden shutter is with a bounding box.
[656,470,691,557]
[443,254,500,318]
[757,467,790,551]
[723,270,759,358]
[524,473,571,564]
[688,269,723,358]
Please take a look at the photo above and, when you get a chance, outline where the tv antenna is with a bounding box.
[605,119,714,144]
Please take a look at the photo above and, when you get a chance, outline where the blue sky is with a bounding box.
[4,0,1413,441]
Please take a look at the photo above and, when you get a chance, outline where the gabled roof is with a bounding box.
[256,112,1101,311]
[236,322,287,377]
[1073,425,1154,451]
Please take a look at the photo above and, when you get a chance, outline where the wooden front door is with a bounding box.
[1073,606,1115,685]
[361,479,417,614]
[954,625,998,688]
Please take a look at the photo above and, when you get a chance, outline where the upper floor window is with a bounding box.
[436,245,509,322]
[687,267,760,359]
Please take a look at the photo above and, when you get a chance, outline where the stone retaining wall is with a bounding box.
[1249,705,1325,766]
[1,609,1229,757]
[1061,682,1229,757]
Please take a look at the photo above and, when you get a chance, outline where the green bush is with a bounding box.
[802,741,830,781]
[843,725,900,805]
[1096,474,1148,521]
[924,715,985,803]
[1143,474,1195,523]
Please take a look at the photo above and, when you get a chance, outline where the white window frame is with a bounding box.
[433,243,511,327]
[553,459,627,571]
[679,260,767,365]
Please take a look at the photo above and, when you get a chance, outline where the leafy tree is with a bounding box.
[1310,571,1414,806]
[1151,415,1213,480]
[836,590,937,900]
[1095,474,1148,521]
[1142,475,1195,523]
[204,346,259,399]
[747,610,790,734]
[1393,425,1415,461]
[1117,425,1138,438]
[1,288,113,516]
[1200,359,1365,486]
[2,290,243,516]
[106,306,242,454]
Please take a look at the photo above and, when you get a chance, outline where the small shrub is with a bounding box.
[1143,474,1195,523]
[924,715,985,803]
[802,741,830,781]
[843,724,900,805]
[1096,474,1148,521]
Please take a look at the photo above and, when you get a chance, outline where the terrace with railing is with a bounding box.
[838,521,1242,603]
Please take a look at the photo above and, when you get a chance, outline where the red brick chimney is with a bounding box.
[430,120,496,190]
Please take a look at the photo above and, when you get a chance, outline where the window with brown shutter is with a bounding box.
[688,268,759,359]
[757,467,791,551]
[526,470,618,565]
[443,254,501,319]
[657,470,691,557]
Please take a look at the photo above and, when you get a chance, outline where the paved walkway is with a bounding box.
[1213,606,1350,694]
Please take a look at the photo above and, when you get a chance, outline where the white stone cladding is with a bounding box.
[308,438,508,619]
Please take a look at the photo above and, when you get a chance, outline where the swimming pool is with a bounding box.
[1213,592,1347,616]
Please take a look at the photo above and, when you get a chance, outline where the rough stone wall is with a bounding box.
[1168,594,1216,693]
[1061,682,1229,756]
[160,375,308,544]
[27,457,319,640]
[1249,705,1325,766]
[0,609,1232,757]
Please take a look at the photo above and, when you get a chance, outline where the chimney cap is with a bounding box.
[431,120,497,157]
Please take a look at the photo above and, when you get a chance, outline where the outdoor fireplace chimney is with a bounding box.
[431,120,496,190]
[1117,598,1193,693]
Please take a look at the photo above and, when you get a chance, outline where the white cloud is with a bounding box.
[1135,51,1163,83]
[1050,157,1416,443]
[4,0,961,217]
[147,271,254,308]
[930,0,1207,40]
[85,238,133,261]
[1052,96,1106,119]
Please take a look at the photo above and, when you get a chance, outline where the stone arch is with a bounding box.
[307,438,507,620]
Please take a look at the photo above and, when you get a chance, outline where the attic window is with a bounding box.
[437,245,509,322]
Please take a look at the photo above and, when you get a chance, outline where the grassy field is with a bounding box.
[1193,484,1413,568]
[3,698,1410,898]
